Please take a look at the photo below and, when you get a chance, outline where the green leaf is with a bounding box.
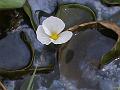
[27,66,37,90]
[98,21,120,67]
[0,0,26,9]
[102,0,120,5]
[20,66,37,90]
[100,39,120,65]
[23,1,37,31]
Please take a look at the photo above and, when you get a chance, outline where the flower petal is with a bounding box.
[52,31,73,44]
[42,16,65,35]
[36,25,51,45]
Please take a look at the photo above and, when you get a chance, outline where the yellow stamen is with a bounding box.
[50,33,59,40]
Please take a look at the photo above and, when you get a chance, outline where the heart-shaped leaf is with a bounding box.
[56,4,120,68]
[0,31,53,79]
[64,21,120,68]
[56,4,96,29]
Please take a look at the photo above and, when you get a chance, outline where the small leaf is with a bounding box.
[0,0,26,9]
[102,0,120,5]
[56,4,96,29]
[27,66,37,90]
[20,66,37,90]
[23,1,37,31]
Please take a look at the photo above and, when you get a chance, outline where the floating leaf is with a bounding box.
[62,21,120,68]
[56,4,96,29]
[0,0,26,9]
[23,1,37,31]
[0,32,31,70]
[56,4,119,66]
[0,31,53,79]
[102,0,120,5]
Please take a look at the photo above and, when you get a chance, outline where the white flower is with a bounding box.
[36,16,73,45]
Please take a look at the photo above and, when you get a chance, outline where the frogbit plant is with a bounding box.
[36,16,73,45]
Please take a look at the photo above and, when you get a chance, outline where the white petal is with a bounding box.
[42,16,65,35]
[53,31,73,44]
[36,25,51,45]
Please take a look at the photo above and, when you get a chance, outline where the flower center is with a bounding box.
[50,33,59,40]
